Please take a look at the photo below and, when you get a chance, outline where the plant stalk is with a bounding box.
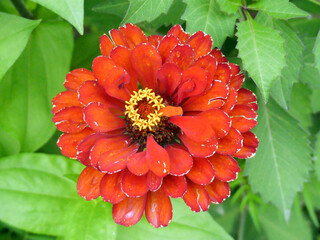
[10,0,33,19]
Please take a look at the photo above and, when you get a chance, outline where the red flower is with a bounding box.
[52,24,258,227]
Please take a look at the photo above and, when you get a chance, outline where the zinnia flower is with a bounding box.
[52,24,258,227]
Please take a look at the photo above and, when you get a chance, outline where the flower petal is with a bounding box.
[112,195,147,227]
[210,48,228,63]
[147,171,163,192]
[167,24,190,43]
[208,154,240,182]
[183,180,210,212]
[213,63,231,84]
[158,35,180,61]
[121,170,148,197]
[92,56,116,87]
[204,179,230,204]
[166,44,195,70]
[146,136,170,177]
[234,131,259,159]
[217,128,243,155]
[145,188,173,228]
[180,133,217,158]
[157,62,181,96]
[57,127,94,159]
[198,109,231,139]
[187,157,215,185]
[162,175,187,198]
[52,106,86,133]
[52,91,82,114]
[237,88,258,111]
[187,31,213,59]
[100,172,126,204]
[148,35,162,48]
[64,68,95,91]
[100,34,114,56]
[131,43,162,90]
[109,29,129,48]
[220,87,238,113]
[119,23,147,49]
[229,105,258,133]
[77,167,104,200]
[230,73,245,91]
[165,145,193,176]
[127,151,149,176]
[84,102,125,132]
[192,54,217,77]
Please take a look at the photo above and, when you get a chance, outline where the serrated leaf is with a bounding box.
[244,97,312,220]
[248,0,309,20]
[92,0,129,17]
[182,0,238,48]
[30,0,84,34]
[315,131,320,181]
[236,18,286,101]
[216,0,242,14]
[0,21,73,153]
[0,153,84,236]
[121,0,174,24]
[311,88,320,113]
[0,13,40,81]
[313,30,320,74]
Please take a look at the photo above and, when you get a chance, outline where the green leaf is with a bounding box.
[30,0,84,34]
[289,18,320,38]
[311,88,320,113]
[182,0,238,48]
[0,13,40,81]
[315,131,320,181]
[0,21,73,153]
[236,18,286,101]
[0,153,84,236]
[244,97,312,220]
[0,125,20,157]
[248,0,309,20]
[92,0,129,17]
[121,0,174,24]
[313,30,320,74]
[216,0,242,14]
[302,183,319,227]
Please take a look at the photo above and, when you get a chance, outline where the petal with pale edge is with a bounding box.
[145,188,173,228]
[64,68,95,91]
[180,133,217,158]
[100,34,114,56]
[187,157,215,185]
[167,24,190,43]
[52,91,82,114]
[100,172,126,204]
[158,35,180,61]
[208,154,240,182]
[148,35,162,48]
[119,23,147,49]
[127,151,149,176]
[157,62,181,96]
[187,31,213,59]
[166,44,195,71]
[112,195,147,227]
[234,131,259,159]
[183,180,210,212]
[213,63,231,84]
[163,175,187,198]
[77,167,104,200]
[236,88,258,111]
[221,87,238,113]
[192,54,217,77]
[109,29,129,48]
[121,170,148,197]
[229,105,257,133]
[52,106,86,133]
[147,171,163,192]
[210,48,228,63]
[204,179,230,204]
[165,145,193,176]
[217,128,243,155]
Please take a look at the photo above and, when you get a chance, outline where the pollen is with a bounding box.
[125,88,165,131]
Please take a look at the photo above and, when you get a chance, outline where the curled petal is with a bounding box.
[77,167,104,200]
[192,54,217,77]
[52,91,82,114]
[112,195,147,227]
[163,175,187,198]
[119,23,147,48]
[208,154,240,182]
[64,68,95,91]
[204,179,230,204]
[127,151,149,176]
[166,44,195,70]
[52,106,86,133]
[213,63,231,84]
[234,132,259,159]
[145,188,173,228]
[100,172,126,204]
[217,128,243,155]
[100,34,114,56]
[229,105,258,133]
[210,48,228,63]
[187,157,215,185]
[221,87,238,113]
[165,145,193,176]
[180,133,217,158]
[109,29,129,48]
[147,171,163,192]
[121,170,148,197]
[230,73,245,91]
[183,180,210,212]
[157,62,182,96]
[158,35,180,61]
[167,24,190,43]
[187,31,213,59]
[92,56,116,87]
[148,35,162,48]
[237,88,258,111]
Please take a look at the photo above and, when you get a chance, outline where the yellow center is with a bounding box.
[125,88,165,131]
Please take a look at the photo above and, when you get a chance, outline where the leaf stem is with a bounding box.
[308,0,320,6]
[10,0,33,19]
[237,206,247,240]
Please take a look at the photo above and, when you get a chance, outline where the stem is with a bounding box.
[237,206,247,240]
[10,0,33,19]
[309,0,320,6]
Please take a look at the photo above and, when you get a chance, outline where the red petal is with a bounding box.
[157,63,181,96]
[229,105,258,133]
[180,133,217,158]
[165,145,193,176]
[100,172,126,204]
[230,73,245,91]
[217,128,243,155]
[158,35,180,61]
[127,151,149,176]
[131,43,162,90]
[145,188,172,228]
[170,116,215,142]
[119,23,147,49]
[100,34,114,56]
[52,106,86,133]
[234,132,259,159]
[213,63,231,84]
[187,31,213,59]
[146,136,170,177]
[84,102,125,132]
[183,180,210,212]
[192,54,217,77]
[64,68,95,91]
[112,195,146,227]
[166,44,195,70]
[210,48,228,63]
[167,24,190,43]
[109,29,129,48]
[77,133,107,166]
[121,170,148,197]
[148,35,162,48]
[208,154,240,182]
[204,179,230,204]
[92,56,116,87]
[147,171,163,192]
[198,109,231,139]
[221,87,237,113]
[182,80,228,112]
[237,88,258,111]
[187,157,215,185]
[162,175,187,198]
[77,167,104,200]
[57,127,94,159]
[52,91,82,114]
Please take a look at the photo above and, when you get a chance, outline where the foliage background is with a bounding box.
[0,0,320,239]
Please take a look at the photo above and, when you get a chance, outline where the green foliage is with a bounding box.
[92,0,129,17]
[216,0,242,14]
[313,30,320,75]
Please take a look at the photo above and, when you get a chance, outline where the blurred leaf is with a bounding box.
[289,18,320,37]
[291,0,320,15]
[303,184,319,227]
[92,0,129,17]
[315,131,320,181]
[305,174,320,210]
[121,0,174,24]
[0,0,18,14]
[0,126,20,157]
[244,97,312,220]
[182,0,238,48]
[37,131,61,155]
[0,13,40,81]
[0,21,73,153]
[0,153,83,236]
[313,30,320,74]
[248,0,309,20]
[311,89,320,113]
[216,0,242,14]
[236,17,286,101]
[30,0,84,34]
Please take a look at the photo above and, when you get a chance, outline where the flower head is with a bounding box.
[52,24,259,227]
